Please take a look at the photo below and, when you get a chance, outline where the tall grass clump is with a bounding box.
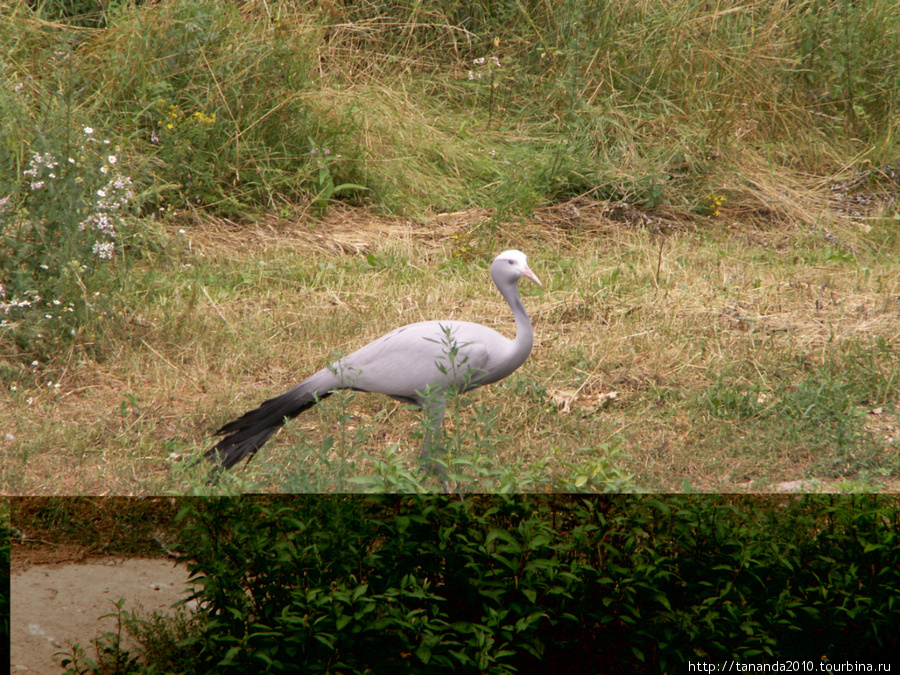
[79,1,368,216]
[8,0,900,223]
[4,2,366,220]
[324,0,900,214]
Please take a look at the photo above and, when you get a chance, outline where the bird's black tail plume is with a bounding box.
[205,388,332,469]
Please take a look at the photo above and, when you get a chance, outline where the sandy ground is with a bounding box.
[11,554,194,674]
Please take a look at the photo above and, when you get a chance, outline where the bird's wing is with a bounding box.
[332,320,511,400]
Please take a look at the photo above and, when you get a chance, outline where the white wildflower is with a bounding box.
[93,241,115,259]
[108,155,117,164]
[468,71,474,80]
[474,57,485,65]
[84,126,94,135]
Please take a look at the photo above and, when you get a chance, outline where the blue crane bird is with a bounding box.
[206,250,541,470]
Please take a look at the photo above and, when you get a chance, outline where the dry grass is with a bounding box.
[3,179,900,494]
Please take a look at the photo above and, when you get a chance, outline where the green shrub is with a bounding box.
[62,496,900,673]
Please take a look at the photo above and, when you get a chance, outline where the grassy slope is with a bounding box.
[1,0,900,493]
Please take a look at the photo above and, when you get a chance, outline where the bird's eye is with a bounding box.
[507,259,514,265]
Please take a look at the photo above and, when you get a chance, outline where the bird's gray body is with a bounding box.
[206,250,539,470]
[324,318,530,402]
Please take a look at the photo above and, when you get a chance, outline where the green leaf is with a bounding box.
[331,182,369,195]
[352,584,369,602]
[416,644,432,664]
[314,633,336,649]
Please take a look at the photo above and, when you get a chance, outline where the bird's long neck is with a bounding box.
[496,277,534,369]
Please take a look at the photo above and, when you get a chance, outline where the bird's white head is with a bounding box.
[493,250,542,286]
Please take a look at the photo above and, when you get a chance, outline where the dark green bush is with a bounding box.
[74,496,900,673]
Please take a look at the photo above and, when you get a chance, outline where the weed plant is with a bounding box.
[0,122,138,360]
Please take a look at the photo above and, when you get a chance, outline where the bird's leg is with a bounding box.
[419,399,447,479]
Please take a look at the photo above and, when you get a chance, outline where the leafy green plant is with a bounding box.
[308,141,368,216]
[60,599,141,675]
[59,643,101,675]
[57,496,900,674]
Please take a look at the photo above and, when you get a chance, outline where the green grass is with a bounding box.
[2,0,900,493]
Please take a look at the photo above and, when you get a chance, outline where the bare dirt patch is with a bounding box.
[11,551,192,674]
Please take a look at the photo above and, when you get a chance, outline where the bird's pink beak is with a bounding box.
[522,264,542,287]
